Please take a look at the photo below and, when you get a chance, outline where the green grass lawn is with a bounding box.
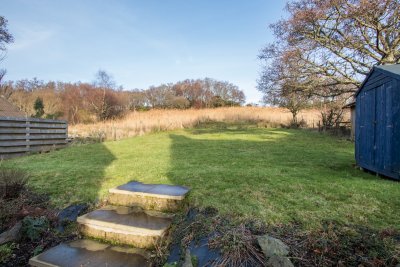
[3,123,399,230]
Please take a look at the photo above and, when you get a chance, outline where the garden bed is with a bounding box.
[0,169,79,266]
[165,207,400,266]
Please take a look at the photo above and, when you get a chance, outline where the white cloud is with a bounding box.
[9,27,54,51]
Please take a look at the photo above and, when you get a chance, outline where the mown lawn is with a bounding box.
[3,122,399,230]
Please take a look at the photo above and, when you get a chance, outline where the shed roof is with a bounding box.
[374,64,400,79]
[342,101,356,109]
[356,64,400,96]
[0,96,26,117]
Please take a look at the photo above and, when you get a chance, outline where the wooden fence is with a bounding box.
[0,117,68,159]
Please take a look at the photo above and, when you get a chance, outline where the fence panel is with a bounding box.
[0,117,68,159]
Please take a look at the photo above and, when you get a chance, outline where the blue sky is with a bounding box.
[1,0,286,103]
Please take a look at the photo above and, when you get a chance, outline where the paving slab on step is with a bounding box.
[77,206,172,248]
[29,239,150,267]
[108,181,190,212]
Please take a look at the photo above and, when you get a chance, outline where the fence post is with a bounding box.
[26,117,30,155]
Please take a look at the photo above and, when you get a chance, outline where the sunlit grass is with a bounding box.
[3,123,399,230]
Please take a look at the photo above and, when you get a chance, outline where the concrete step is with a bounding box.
[77,206,172,248]
[108,181,190,212]
[29,239,150,267]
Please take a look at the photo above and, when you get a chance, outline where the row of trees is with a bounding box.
[0,71,245,124]
[0,15,245,124]
[258,0,400,127]
[145,78,245,109]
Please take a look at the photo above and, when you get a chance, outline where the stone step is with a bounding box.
[29,239,150,267]
[77,206,172,248]
[108,181,190,212]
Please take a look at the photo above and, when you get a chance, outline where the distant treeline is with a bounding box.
[0,72,245,124]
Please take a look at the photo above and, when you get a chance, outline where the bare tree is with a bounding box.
[123,89,147,111]
[0,16,13,98]
[259,0,400,97]
[92,70,119,120]
[94,70,116,89]
[61,83,85,124]
[0,16,13,61]
[258,47,313,124]
[172,78,245,108]
[0,69,12,98]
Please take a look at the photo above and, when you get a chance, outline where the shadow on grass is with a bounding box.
[166,123,400,229]
[3,121,399,229]
[190,121,285,136]
[2,143,116,207]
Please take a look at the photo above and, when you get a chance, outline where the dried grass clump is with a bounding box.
[0,168,29,200]
[209,224,265,267]
[70,107,321,141]
[268,222,400,266]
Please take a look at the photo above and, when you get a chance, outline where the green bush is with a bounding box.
[21,216,49,241]
[0,168,29,199]
[191,255,198,267]
[33,245,44,256]
[0,243,16,263]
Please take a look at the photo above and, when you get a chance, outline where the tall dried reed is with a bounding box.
[69,107,322,141]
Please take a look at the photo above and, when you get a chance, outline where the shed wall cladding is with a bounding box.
[355,65,400,180]
[0,117,68,159]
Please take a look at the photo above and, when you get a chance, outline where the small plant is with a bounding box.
[0,168,29,199]
[21,216,49,241]
[150,238,170,266]
[33,97,45,118]
[191,255,198,267]
[0,243,16,264]
[209,224,265,267]
[303,221,400,266]
[289,118,308,129]
[32,245,44,256]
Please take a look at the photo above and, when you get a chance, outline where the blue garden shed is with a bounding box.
[355,64,400,180]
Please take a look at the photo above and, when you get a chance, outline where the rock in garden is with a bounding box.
[0,221,22,245]
[267,255,294,267]
[187,237,220,266]
[57,203,88,222]
[257,235,289,258]
[166,236,220,266]
[182,249,193,267]
[56,203,88,232]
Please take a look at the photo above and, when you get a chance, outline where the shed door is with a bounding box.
[357,88,376,168]
[357,80,396,177]
[374,81,393,173]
